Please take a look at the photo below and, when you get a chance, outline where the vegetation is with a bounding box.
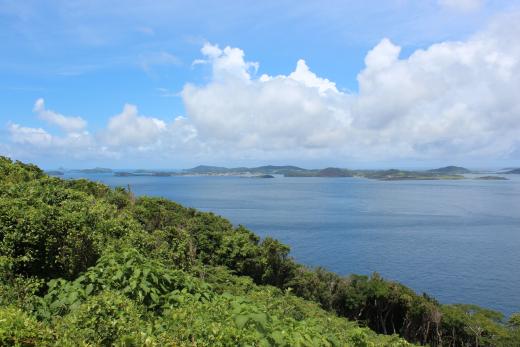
[427,166,471,175]
[75,167,113,174]
[45,170,64,176]
[100,165,472,180]
[1,156,518,346]
[187,165,470,180]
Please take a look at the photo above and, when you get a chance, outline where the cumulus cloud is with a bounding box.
[4,12,520,165]
[182,60,350,151]
[195,43,259,82]
[181,13,520,160]
[4,98,203,162]
[34,98,87,133]
[8,123,53,147]
[8,122,95,158]
[101,104,167,147]
[285,59,338,95]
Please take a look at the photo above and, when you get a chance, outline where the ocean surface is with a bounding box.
[64,172,520,316]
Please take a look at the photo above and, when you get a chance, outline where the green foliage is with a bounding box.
[53,291,145,346]
[39,248,211,318]
[0,156,518,346]
[0,306,51,346]
[154,291,412,347]
[440,304,510,346]
[0,179,122,280]
[510,313,520,328]
[124,225,199,271]
[0,157,44,186]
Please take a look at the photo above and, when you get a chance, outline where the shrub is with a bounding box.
[0,306,51,346]
[54,291,145,346]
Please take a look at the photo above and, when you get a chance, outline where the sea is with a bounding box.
[62,172,520,316]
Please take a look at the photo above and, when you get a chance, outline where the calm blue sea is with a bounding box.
[64,173,520,316]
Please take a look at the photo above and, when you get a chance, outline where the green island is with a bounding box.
[1,156,519,346]
[252,174,275,179]
[109,165,473,181]
[74,167,113,174]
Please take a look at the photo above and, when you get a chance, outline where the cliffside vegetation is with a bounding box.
[1,156,519,346]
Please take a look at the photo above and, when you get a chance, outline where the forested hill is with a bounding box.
[1,157,519,346]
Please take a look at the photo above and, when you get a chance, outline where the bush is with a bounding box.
[39,247,212,318]
[54,291,146,346]
[0,306,51,346]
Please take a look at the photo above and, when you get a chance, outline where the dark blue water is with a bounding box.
[64,173,520,316]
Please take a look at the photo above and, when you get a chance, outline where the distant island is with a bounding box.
[114,171,175,177]
[475,176,508,180]
[427,166,471,174]
[253,174,275,178]
[180,165,471,181]
[56,165,520,181]
[106,165,472,181]
[74,167,113,174]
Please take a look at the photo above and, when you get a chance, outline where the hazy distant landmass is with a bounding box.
[252,174,275,179]
[114,171,176,177]
[427,166,471,174]
[57,164,481,180]
[187,165,306,175]
[182,165,470,180]
[75,167,113,174]
[187,165,233,174]
[64,165,479,181]
[506,168,520,174]
[475,176,508,180]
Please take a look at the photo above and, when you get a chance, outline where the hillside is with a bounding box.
[181,165,469,180]
[1,156,519,346]
[428,166,471,174]
[184,165,306,175]
[81,165,475,180]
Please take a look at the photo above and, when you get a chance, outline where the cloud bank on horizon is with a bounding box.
[3,10,520,167]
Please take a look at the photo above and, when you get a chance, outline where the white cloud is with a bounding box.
[8,123,53,147]
[182,64,349,151]
[363,38,401,71]
[8,123,95,157]
[5,100,199,163]
[33,98,87,133]
[183,13,520,160]
[4,12,520,165]
[101,104,167,147]
[438,0,483,12]
[288,59,339,95]
[198,43,259,82]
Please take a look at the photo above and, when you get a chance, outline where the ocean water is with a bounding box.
[64,173,520,316]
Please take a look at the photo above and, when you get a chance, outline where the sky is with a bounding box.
[1,0,520,169]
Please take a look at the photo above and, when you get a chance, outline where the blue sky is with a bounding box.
[1,0,520,169]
